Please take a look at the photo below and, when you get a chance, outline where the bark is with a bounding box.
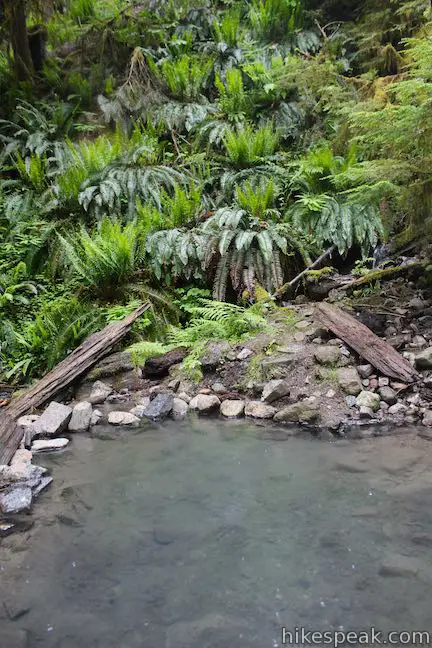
[9,0,34,81]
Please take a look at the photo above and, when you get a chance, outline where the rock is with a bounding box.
[388,403,408,416]
[32,476,53,498]
[31,401,72,438]
[407,393,421,406]
[142,393,174,420]
[0,486,32,514]
[274,398,320,423]
[423,410,432,427]
[68,401,92,432]
[337,368,362,395]
[129,404,148,418]
[369,378,378,390]
[294,332,306,342]
[357,364,373,379]
[177,391,191,404]
[106,392,129,404]
[88,380,113,404]
[11,449,32,467]
[16,414,39,445]
[172,398,189,420]
[144,347,188,378]
[31,438,69,452]
[244,401,277,419]
[261,379,290,403]
[198,388,212,395]
[378,377,390,387]
[167,377,181,391]
[237,347,253,360]
[200,341,232,368]
[220,400,245,418]
[326,389,336,398]
[378,386,397,405]
[356,391,380,412]
[409,297,426,311]
[411,335,427,348]
[90,409,102,426]
[107,411,140,426]
[177,380,195,395]
[212,382,227,394]
[415,347,432,369]
[345,395,357,408]
[359,406,375,419]
[189,394,221,413]
[314,346,341,366]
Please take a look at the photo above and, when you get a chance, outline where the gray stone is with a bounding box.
[314,346,341,366]
[32,402,72,437]
[16,414,39,445]
[244,401,277,419]
[388,402,408,416]
[32,438,69,452]
[129,404,148,418]
[88,380,113,404]
[143,393,174,419]
[359,406,374,419]
[378,386,397,405]
[68,401,92,432]
[356,390,380,412]
[90,409,102,426]
[274,398,320,424]
[423,410,432,427]
[345,395,357,408]
[357,364,373,379]
[378,377,390,387]
[177,391,191,404]
[220,400,245,418]
[32,476,53,498]
[337,368,362,395]
[237,347,253,360]
[212,382,227,394]
[200,341,231,368]
[415,347,432,369]
[411,335,427,348]
[107,411,140,426]
[189,394,221,413]
[0,486,32,514]
[172,398,189,420]
[261,379,290,403]
[177,380,195,395]
[167,377,181,391]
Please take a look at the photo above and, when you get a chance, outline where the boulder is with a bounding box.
[261,379,290,403]
[172,398,189,420]
[189,394,221,413]
[337,368,362,395]
[31,438,69,452]
[200,341,232,369]
[388,403,408,416]
[68,401,92,432]
[177,391,191,404]
[314,346,341,366]
[378,386,397,406]
[144,347,188,378]
[244,401,277,419]
[142,393,174,419]
[357,364,373,379]
[415,347,432,369]
[220,400,245,418]
[32,402,72,437]
[107,411,140,426]
[355,391,380,412]
[0,486,32,514]
[88,380,113,404]
[274,398,320,423]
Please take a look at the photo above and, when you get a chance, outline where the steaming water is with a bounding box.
[2,419,432,647]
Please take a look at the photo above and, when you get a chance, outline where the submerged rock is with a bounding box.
[244,401,277,419]
[189,394,221,413]
[274,398,320,423]
[220,400,245,418]
[88,380,113,404]
[0,486,32,514]
[107,411,140,426]
[143,393,174,419]
[261,379,290,403]
[68,401,93,432]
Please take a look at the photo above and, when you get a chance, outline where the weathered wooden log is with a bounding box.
[339,261,426,292]
[315,303,420,383]
[0,302,150,465]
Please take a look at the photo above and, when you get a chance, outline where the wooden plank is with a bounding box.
[315,303,420,383]
[0,302,150,465]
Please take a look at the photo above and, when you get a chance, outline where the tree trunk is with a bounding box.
[9,0,34,81]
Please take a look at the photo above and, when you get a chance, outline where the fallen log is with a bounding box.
[315,302,420,383]
[275,245,336,299]
[0,302,150,465]
[339,261,426,292]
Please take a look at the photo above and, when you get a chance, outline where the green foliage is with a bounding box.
[149,55,213,102]
[249,0,303,42]
[223,122,280,167]
[127,341,171,366]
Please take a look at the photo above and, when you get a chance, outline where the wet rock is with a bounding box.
[357,364,373,379]
[88,380,113,404]
[220,400,245,418]
[237,347,253,360]
[314,345,341,366]
[90,409,102,426]
[32,475,53,497]
[144,347,188,378]
[379,554,420,579]
[129,401,150,418]
[189,394,221,413]
[274,398,320,423]
[32,401,72,437]
[212,381,227,394]
[244,401,277,419]
[143,393,174,420]
[200,341,231,368]
[388,402,408,416]
[261,379,290,403]
[0,486,32,514]
[107,411,140,426]
[337,368,362,395]
[0,628,29,648]
[32,438,69,452]
[68,401,92,432]
[415,347,432,369]
[356,390,380,412]
[378,386,397,405]
[172,398,189,420]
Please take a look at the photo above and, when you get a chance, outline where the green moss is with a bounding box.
[304,266,334,283]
